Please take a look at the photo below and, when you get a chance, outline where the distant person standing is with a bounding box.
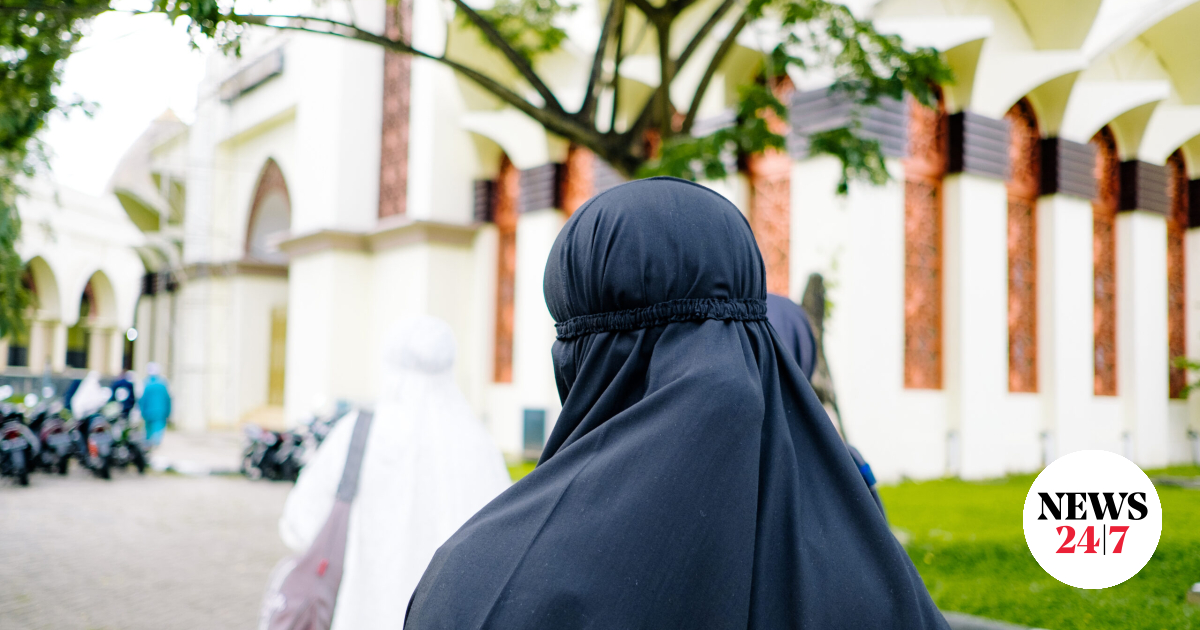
[139,363,171,447]
[109,370,137,416]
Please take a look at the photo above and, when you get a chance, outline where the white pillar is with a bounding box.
[107,329,124,375]
[1038,195,1095,458]
[944,174,1010,479]
[50,322,67,373]
[0,335,10,367]
[1117,211,1170,468]
[28,321,48,373]
[87,327,108,373]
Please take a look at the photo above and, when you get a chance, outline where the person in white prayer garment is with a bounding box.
[277,315,512,629]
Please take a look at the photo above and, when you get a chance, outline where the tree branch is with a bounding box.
[656,21,673,138]
[681,10,747,134]
[673,0,736,71]
[579,0,623,123]
[609,9,625,133]
[625,0,666,25]
[448,0,565,114]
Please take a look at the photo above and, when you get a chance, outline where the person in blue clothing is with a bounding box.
[109,370,137,416]
[138,363,171,447]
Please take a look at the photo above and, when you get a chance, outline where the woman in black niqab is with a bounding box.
[405,177,946,629]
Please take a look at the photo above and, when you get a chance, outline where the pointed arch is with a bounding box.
[245,158,292,265]
[1006,99,1041,393]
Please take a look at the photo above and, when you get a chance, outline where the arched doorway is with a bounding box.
[243,158,292,423]
[66,271,120,374]
[246,158,291,265]
[15,256,63,373]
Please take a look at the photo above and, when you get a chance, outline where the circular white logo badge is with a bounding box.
[1023,450,1162,589]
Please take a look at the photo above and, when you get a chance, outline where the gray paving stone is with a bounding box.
[0,465,291,630]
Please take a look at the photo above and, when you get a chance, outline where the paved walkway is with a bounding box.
[0,464,291,630]
[149,429,246,475]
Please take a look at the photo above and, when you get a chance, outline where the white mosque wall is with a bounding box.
[791,157,950,483]
[284,249,374,424]
[512,209,567,452]
[291,33,383,234]
[1117,211,1170,468]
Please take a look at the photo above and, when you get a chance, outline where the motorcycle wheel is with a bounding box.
[96,457,111,480]
[17,465,28,486]
[242,455,262,480]
[131,445,147,475]
[56,457,68,475]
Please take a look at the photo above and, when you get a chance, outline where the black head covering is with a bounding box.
[765,293,817,380]
[405,177,945,629]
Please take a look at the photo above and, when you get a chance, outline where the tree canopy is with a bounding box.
[0,0,107,338]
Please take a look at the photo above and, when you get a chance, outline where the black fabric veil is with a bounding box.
[766,293,817,380]
[405,177,946,629]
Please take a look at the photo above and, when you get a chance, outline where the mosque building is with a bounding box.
[109,0,1200,480]
[3,177,146,397]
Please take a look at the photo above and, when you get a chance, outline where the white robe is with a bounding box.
[277,317,511,630]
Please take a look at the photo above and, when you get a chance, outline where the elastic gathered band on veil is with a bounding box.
[554,297,767,340]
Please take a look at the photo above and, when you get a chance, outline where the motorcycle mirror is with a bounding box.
[23,393,38,408]
[42,386,54,399]
[0,385,13,400]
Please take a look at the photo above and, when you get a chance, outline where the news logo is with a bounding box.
[1022,450,1162,589]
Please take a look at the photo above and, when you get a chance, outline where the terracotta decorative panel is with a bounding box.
[1168,150,1188,398]
[903,94,947,390]
[559,145,595,216]
[1091,128,1118,396]
[493,156,520,383]
[378,0,413,218]
[1006,100,1040,393]
[746,77,794,296]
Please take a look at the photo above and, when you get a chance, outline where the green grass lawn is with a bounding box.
[880,465,1200,630]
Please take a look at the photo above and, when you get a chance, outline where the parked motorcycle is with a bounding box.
[0,411,39,486]
[73,410,116,480]
[108,409,148,474]
[240,425,304,482]
[27,404,73,475]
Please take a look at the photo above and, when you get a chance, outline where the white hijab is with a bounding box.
[278,316,511,630]
[72,371,109,418]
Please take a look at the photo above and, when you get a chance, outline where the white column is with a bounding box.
[1038,195,1095,458]
[86,327,108,373]
[1185,228,1200,456]
[283,250,373,427]
[0,336,10,367]
[1117,211,1170,468]
[944,174,1010,479]
[106,329,124,375]
[50,322,67,373]
[28,321,48,373]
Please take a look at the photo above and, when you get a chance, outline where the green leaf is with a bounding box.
[473,0,577,62]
